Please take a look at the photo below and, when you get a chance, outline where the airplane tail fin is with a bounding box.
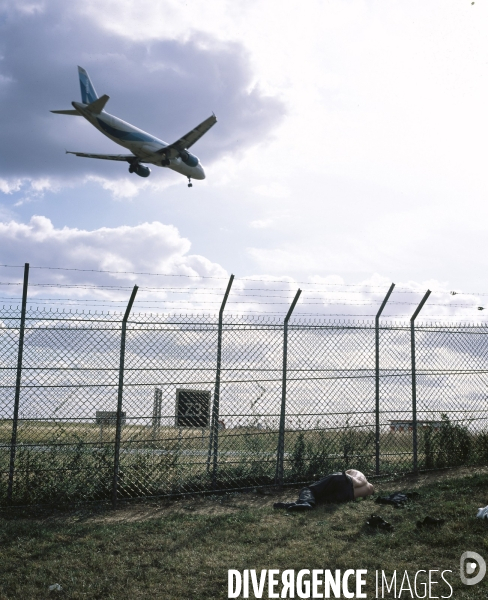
[78,66,98,104]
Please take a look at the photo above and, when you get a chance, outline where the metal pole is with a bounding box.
[209,274,234,487]
[112,285,138,508]
[7,263,29,504]
[410,289,431,474]
[153,388,162,430]
[275,289,302,485]
[375,283,395,475]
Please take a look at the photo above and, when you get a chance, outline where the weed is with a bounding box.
[421,414,473,469]
[4,419,488,506]
[1,471,488,599]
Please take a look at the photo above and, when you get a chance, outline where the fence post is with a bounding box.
[375,283,395,476]
[208,274,234,487]
[410,289,431,474]
[153,388,162,430]
[7,263,29,504]
[112,285,138,508]
[275,289,302,485]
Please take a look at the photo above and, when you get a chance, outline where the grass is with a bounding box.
[0,469,488,598]
[3,416,488,506]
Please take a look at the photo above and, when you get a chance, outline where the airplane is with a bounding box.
[51,66,217,187]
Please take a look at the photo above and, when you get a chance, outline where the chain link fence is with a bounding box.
[1,305,488,507]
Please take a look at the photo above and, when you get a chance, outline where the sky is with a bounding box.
[1,0,488,320]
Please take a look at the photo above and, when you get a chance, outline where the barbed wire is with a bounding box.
[0,293,485,312]
[0,282,466,295]
[0,294,485,314]
[0,297,380,306]
[0,295,485,310]
[1,305,486,319]
[0,264,388,286]
[1,264,488,301]
[0,265,459,292]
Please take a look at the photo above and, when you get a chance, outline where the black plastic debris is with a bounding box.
[375,491,419,508]
[366,514,394,532]
[416,516,445,529]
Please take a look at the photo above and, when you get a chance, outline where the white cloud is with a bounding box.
[246,246,365,274]
[250,219,273,229]
[13,197,34,207]
[85,175,145,200]
[0,215,239,314]
[11,2,45,16]
[0,177,61,197]
[252,183,290,199]
[4,0,488,309]
[0,215,226,280]
[29,178,59,194]
[85,174,179,200]
[0,215,484,321]
[0,172,177,203]
[0,178,23,194]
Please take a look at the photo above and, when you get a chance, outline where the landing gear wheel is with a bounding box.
[128,165,135,173]
[188,177,193,188]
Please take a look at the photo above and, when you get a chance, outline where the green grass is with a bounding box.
[2,415,488,506]
[0,470,488,598]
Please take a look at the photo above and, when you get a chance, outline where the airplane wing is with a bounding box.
[160,114,217,156]
[66,151,142,162]
[51,110,82,116]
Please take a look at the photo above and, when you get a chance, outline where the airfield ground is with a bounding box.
[0,466,487,599]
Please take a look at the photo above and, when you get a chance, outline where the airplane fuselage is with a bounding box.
[72,101,206,180]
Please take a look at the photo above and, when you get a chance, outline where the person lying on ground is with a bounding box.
[273,469,374,511]
[346,468,375,499]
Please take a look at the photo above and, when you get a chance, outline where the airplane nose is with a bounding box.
[195,164,206,180]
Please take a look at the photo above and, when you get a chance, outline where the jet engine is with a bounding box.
[179,150,199,167]
[128,163,151,177]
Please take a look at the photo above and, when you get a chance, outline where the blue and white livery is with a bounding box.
[51,66,217,187]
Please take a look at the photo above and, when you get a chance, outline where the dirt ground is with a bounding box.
[10,464,486,526]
